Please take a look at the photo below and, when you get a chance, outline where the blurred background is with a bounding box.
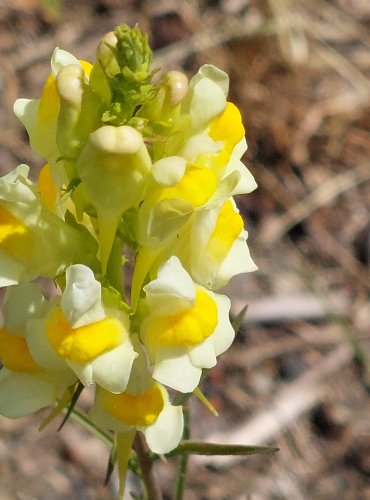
[0,0,370,498]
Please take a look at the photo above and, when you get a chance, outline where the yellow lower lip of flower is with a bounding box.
[46,308,126,363]
[209,101,245,149]
[0,206,34,262]
[0,328,41,373]
[205,199,244,261]
[102,383,165,426]
[161,164,217,207]
[145,288,218,347]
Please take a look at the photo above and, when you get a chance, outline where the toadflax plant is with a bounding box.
[0,24,268,499]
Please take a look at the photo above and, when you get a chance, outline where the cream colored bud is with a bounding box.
[96,31,119,77]
[166,71,188,107]
[77,125,152,271]
[56,64,85,107]
[89,125,143,156]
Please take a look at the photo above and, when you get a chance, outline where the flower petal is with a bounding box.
[143,403,184,454]
[51,47,79,76]
[0,369,56,418]
[27,317,68,371]
[61,264,105,328]
[151,157,187,186]
[188,338,217,369]
[66,360,93,387]
[3,282,48,332]
[144,256,195,316]
[91,342,137,393]
[153,346,202,392]
[0,250,25,287]
[209,293,235,356]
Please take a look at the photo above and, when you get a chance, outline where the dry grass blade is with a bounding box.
[260,162,370,245]
[153,11,274,66]
[267,0,309,66]
[308,221,370,288]
[297,0,370,48]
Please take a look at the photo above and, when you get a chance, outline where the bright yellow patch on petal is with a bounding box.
[209,102,245,150]
[102,383,165,426]
[37,61,91,125]
[0,328,41,373]
[38,164,58,211]
[79,60,93,76]
[38,74,60,125]
[205,199,244,262]
[145,288,218,347]
[161,164,217,207]
[46,308,126,363]
[0,206,34,262]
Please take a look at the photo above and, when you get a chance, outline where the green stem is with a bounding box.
[133,432,162,500]
[173,403,190,500]
[106,233,125,297]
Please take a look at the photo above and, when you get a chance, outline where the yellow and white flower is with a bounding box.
[27,264,137,393]
[0,283,75,418]
[0,165,95,287]
[14,48,96,173]
[140,257,235,393]
[89,336,183,454]
[177,197,257,290]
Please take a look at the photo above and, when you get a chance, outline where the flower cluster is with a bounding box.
[0,24,257,490]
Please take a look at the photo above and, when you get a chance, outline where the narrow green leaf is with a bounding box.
[232,304,248,334]
[58,382,84,431]
[39,384,74,431]
[169,441,278,456]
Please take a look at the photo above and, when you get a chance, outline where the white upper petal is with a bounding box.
[13,98,39,134]
[144,256,195,316]
[189,78,226,131]
[51,47,79,76]
[182,65,229,132]
[61,264,105,328]
[151,157,187,186]
[179,134,220,163]
[3,283,48,332]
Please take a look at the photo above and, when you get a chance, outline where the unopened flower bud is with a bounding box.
[165,71,188,107]
[77,125,152,271]
[56,64,100,159]
[96,31,120,78]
